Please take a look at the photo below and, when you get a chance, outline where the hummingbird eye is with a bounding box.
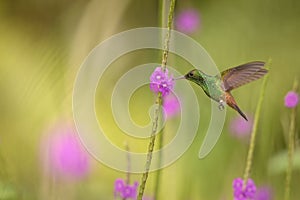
[189,72,194,77]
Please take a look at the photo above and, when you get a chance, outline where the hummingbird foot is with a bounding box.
[218,100,225,111]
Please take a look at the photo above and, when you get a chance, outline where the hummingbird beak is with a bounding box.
[173,75,185,80]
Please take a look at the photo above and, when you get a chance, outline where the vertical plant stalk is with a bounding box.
[154,0,169,199]
[284,79,298,200]
[122,142,131,200]
[242,62,270,187]
[161,0,176,72]
[125,142,131,185]
[137,0,176,199]
[154,127,164,199]
[137,94,161,200]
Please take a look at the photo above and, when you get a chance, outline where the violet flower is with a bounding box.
[233,178,256,200]
[41,124,90,179]
[255,186,273,200]
[284,91,299,108]
[114,178,138,199]
[162,93,180,118]
[175,9,200,34]
[229,115,253,140]
[150,67,174,96]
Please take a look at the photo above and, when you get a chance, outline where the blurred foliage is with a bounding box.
[268,149,300,174]
[0,0,299,199]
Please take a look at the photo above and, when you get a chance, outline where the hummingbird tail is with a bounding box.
[232,104,248,121]
[225,92,248,121]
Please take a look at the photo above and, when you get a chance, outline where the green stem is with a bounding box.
[153,127,164,199]
[122,143,130,200]
[137,0,176,199]
[137,94,162,200]
[284,79,298,200]
[153,0,168,199]
[161,0,176,72]
[125,142,131,185]
[242,61,270,187]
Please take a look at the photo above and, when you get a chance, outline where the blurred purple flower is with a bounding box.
[175,9,200,34]
[230,115,253,139]
[255,186,273,200]
[233,178,256,200]
[41,124,90,179]
[163,94,180,118]
[114,178,138,199]
[114,178,125,194]
[284,91,299,108]
[150,67,174,96]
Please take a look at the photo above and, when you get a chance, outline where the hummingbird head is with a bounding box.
[184,69,201,81]
[174,69,205,85]
[183,69,207,87]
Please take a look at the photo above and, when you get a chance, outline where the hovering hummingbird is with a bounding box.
[177,61,268,121]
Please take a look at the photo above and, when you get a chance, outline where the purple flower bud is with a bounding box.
[230,115,253,139]
[40,123,90,180]
[150,67,174,96]
[114,178,125,193]
[245,179,256,198]
[163,94,180,118]
[233,178,256,200]
[114,179,139,199]
[284,91,299,108]
[255,186,273,200]
[175,9,201,34]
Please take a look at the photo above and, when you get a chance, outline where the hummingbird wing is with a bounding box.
[220,61,267,92]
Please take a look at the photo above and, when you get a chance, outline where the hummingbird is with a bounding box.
[177,61,268,121]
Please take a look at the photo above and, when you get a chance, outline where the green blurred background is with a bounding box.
[0,0,299,199]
